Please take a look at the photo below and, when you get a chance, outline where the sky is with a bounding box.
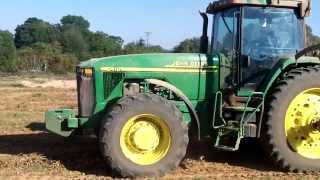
[0,0,319,49]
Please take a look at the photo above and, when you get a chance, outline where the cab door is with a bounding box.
[212,7,240,90]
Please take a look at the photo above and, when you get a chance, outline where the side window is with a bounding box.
[213,8,239,88]
[213,9,238,59]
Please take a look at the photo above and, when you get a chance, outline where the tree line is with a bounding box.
[0,15,167,74]
[0,15,319,74]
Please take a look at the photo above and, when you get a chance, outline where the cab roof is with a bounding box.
[207,0,311,17]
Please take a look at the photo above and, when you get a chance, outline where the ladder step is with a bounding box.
[223,106,260,112]
[214,136,242,152]
[222,126,239,131]
[215,145,238,151]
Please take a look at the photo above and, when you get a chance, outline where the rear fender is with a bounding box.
[259,57,320,95]
[257,57,320,137]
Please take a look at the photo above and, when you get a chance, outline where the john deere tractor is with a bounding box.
[45,0,320,177]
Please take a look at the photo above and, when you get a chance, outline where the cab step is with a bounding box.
[214,131,242,152]
[223,106,260,112]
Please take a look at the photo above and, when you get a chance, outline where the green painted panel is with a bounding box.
[78,53,218,134]
[45,109,76,137]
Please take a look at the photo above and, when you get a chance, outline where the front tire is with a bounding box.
[99,93,189,177]
[261,66,320,172]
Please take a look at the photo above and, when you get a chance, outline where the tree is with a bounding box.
[306,25,320,47]
[61,15,90,30]
[14,18,59,48]
[123,39,165,54]
[61,26,89,60]
[60,15,93,60]
[88,31,123,57]
[108,35,124,54]
[0,31,17,72]
[173,37,201,53]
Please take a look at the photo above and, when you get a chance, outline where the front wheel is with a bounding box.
[261,66,320,172]
[99,93,189,177]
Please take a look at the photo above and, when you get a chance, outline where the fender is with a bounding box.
[256,57,320,137]
[145,79,201,140]
[258,57,320,94]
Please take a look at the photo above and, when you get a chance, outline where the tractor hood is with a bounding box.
[79,53,208,72]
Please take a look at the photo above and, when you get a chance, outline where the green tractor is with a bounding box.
[45,0,320,177]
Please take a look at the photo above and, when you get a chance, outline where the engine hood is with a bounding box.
[79,53,208,72]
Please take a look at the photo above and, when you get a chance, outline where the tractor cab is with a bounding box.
[203,0,310,94]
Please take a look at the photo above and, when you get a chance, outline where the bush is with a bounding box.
[48,53,78,74]
[17,42,78,74]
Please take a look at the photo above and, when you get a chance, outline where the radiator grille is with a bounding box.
[77,69,95,117]
[104,72,124,99]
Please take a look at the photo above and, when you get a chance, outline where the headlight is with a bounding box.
[83,68,93,77]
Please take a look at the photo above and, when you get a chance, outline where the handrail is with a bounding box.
[239,92,265,137]
[212,91,226,129]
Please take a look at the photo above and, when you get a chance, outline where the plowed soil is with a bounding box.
[0,76,319,179]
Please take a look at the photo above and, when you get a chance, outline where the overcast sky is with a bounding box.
[0,0,319,49]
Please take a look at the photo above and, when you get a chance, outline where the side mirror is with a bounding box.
[242,55,251,68]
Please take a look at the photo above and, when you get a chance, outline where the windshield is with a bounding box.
[240,7,304,90]
[242,7,304,61]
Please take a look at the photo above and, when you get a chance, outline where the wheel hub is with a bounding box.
[285,88,320,159]
[120,114,171,165]
[130,121,160,152]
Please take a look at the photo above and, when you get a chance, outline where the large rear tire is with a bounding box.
[261,66,320,172]
[99,93,189,177]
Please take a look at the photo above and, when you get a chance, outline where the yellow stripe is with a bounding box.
[101,66,217,73]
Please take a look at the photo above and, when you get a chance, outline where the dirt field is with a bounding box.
[0,76,320,179]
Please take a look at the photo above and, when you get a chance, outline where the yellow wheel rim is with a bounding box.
[120,114,171,165]
[285,88,320,159]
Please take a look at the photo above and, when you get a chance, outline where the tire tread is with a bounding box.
[99,93,188,177]
[261,66,320,172]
